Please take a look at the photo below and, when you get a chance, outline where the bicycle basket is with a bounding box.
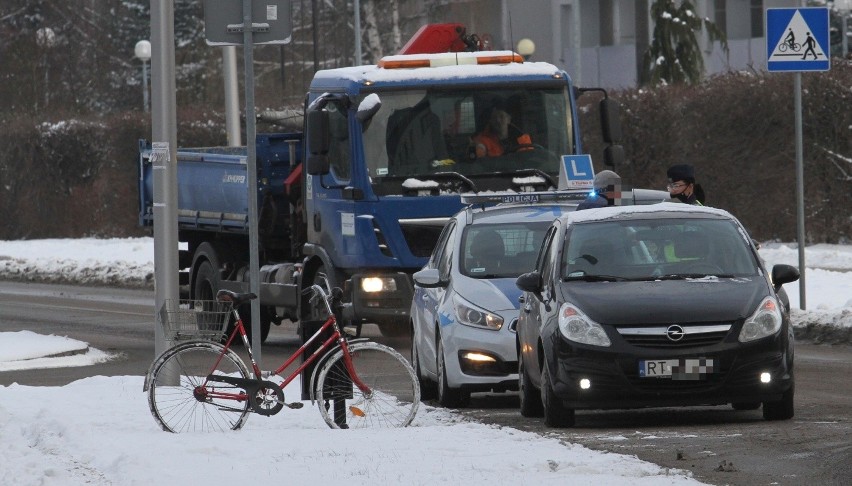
[158,299,232,341]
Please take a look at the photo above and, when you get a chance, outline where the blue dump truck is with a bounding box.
[139,29,623,342]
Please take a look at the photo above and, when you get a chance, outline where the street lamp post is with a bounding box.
[135,40,152,113]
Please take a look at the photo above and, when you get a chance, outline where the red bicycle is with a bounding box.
[145,284,419,432]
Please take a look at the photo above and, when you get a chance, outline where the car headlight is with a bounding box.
[453,295,503,330]
[360,277,398,293]
[739,296,783,342]
[558,303,611,347]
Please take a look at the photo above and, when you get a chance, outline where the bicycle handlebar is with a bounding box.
[303,284,335,317]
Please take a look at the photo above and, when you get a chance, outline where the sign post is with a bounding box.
[766,7,830,310]
[203,0,292,364]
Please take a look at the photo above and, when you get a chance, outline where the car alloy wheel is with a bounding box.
[518,345,543,417]
[436,332,469,408]
[411,322,437,401]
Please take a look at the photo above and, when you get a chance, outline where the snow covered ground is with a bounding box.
[1,237,851,485]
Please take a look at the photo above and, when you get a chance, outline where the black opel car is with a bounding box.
[515,204,800,427]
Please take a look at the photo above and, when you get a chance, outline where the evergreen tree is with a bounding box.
[642,0,728,86]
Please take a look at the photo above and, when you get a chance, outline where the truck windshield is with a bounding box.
[360,87,574,195]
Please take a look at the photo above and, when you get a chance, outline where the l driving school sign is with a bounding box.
[766,7,830,72]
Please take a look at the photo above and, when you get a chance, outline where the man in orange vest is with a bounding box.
[471,107,532,158]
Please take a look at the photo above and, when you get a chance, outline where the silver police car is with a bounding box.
[410,193,582,407]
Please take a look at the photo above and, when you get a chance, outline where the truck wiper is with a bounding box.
[507,168,558,188]
[431,172,478,192]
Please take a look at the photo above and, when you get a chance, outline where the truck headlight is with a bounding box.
[453,295,503,330]
[360,277,398,293]
[739,297,782,342]
[558,303,611,347]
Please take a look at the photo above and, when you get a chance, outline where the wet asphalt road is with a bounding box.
[1,281,850,485]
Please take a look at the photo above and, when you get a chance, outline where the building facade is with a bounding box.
[427,0,801,89]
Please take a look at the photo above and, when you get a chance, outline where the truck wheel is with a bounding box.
[194,259,271,344]
[238,304,272,344]
[193,259,219,303]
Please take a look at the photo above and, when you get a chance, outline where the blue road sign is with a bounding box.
[766,7,830,72]
[558,155,595,190]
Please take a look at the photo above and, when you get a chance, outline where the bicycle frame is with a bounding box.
[202,292,372,405]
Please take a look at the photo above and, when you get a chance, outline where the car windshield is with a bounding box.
[561,218,760,281]
[361,86,574,195]
[461,221,552,278]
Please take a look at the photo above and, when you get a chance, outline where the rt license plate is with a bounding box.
[639,358,716,380]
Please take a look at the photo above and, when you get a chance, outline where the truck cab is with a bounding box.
[299,50,613,334]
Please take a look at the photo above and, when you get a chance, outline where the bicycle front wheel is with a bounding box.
[316,341,420,429]
[148,341,252,433]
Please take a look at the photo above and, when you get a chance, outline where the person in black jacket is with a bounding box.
[666,164,705,205]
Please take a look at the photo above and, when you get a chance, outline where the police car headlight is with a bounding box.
[739,297,782,342]
[360,277,398,293]
[453,295,503,330]
[558,303,611,347]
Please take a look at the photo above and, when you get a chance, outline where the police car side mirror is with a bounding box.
[413,268,446,289]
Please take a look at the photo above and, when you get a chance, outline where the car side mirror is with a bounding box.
[516,271,543,294]
[771,264,800,290]
[413,268,446,289]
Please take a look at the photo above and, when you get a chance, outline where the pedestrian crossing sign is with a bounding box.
[766,7,830,72]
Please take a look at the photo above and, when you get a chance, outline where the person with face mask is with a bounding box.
[666,164,705,206]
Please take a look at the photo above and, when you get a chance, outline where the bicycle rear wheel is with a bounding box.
[147,341,252,433]
[316,341,420,429]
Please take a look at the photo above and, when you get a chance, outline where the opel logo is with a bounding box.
[666,325,685,342]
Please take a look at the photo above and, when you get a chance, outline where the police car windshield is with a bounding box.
[562,218,760,281]
[461,221,552,279]
[362,86,574,195]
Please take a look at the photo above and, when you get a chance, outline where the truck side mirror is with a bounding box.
[603,144,624,167]
[600,97,623,144]
[306,154,329,175]
[356,93,381,128]
[307,110,330,155]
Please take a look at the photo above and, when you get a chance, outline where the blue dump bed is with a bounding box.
[139,133,302,233]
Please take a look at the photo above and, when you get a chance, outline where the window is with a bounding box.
[750,0,764,38]
[327,102,350,181]
[714,0,727,37]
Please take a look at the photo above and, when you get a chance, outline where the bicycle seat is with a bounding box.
[216,289,257,307]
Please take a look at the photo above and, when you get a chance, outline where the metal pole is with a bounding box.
[142,60,149,113]
[223,46,241,146]
[243,0,262,365]
[843,13,849,59]
[794,72,806,310]
[311,0,319,72]
[354,0,362,65]
[151,0,180,358]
